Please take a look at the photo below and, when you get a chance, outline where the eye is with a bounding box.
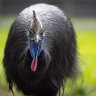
[39,29,44,36]
[29,30,34,37]
[40,31,43,36]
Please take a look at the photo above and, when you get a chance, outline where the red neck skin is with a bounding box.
[31,56,38,72]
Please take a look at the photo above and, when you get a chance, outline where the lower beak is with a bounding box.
[34,38,39,44]
[34,35,40,44]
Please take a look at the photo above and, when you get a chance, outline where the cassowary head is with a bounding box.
[27,10,45,72]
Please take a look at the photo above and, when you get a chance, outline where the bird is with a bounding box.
[3,3,77,96]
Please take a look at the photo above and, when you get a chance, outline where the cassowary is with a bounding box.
[3,3,77,96]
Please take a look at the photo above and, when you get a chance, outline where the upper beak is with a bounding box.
[34,35,39,44]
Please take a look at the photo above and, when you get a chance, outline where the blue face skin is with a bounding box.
[30,40,42,59]
[27,33,44,59]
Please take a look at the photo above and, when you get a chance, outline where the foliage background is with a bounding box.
[0,0,96,95]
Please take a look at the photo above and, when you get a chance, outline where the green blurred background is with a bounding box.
[0,0,96,96]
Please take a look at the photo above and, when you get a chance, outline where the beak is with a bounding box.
[34,39,39,44]
[34,35,39,44]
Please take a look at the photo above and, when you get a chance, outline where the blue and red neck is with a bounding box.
[30,40,42,71]
[27,31,45,72]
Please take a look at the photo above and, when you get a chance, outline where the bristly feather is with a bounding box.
[3,3,78,96]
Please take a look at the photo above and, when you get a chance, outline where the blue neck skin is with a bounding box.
[27,34,44,59]
[30,40,42,59]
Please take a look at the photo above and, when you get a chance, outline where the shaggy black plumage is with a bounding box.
[3,3,77,96]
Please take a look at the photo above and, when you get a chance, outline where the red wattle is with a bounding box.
[34,57,37,71]
[31,57,38,72]
[31,58,34,71]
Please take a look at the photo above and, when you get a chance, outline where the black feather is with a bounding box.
[3,3,77,96]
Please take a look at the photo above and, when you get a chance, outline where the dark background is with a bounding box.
[0,0,96,17]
